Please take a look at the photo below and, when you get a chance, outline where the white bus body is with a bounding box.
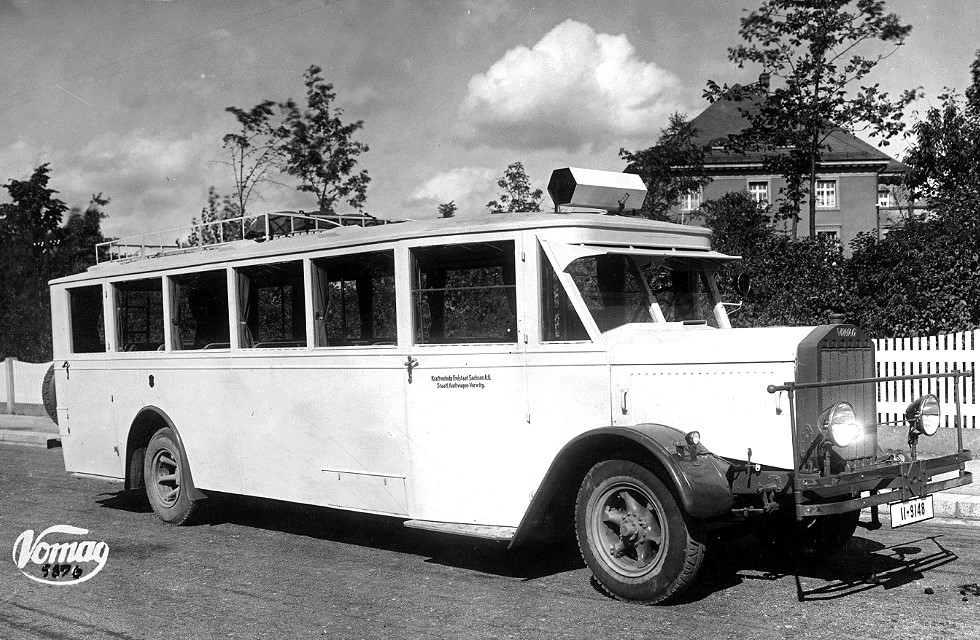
[48,200,972,604]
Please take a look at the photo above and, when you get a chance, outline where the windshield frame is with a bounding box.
[539,240,737,340]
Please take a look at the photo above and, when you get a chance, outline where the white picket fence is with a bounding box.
[875,330,978,429]
[0,358,50,415]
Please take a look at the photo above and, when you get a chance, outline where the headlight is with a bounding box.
[906,394,941,436]
[820,402,862,447]
[684,431,701,446]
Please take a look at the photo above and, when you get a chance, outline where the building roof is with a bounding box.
[689,89,909,173]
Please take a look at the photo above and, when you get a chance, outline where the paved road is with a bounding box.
[2,443,980,640]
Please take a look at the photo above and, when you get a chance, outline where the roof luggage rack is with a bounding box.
[96,210,404,264]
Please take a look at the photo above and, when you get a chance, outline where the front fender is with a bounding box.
[510,424,733,547]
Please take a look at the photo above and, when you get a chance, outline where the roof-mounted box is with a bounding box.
[547,167,648,213]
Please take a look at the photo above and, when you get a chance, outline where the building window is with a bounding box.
[747,181,769,204]
[679,189,701,212]
[816,229,840,242]
[877,190,891,208]
[815,179,837,209]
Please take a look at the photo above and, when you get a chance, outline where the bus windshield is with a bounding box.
[563,252,728,331]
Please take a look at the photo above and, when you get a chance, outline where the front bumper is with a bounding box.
[794,450,973,517]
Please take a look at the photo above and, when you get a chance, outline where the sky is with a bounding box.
[1,0,978,240]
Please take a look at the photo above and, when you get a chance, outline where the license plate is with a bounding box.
[889,495,934,528]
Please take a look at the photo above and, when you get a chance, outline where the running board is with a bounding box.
[403,520,516,541]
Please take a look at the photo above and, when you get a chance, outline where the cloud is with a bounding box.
[404,166,498,218]
[457,19,686,152]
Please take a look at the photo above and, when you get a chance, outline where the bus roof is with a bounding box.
[50,211,716,285]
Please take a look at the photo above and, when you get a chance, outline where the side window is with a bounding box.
[236,261,307,348]
[540,250,588,342]
[412,241,517,344]
[312,251,396,347]
[114,278,165,352]
[68,285,106,353]
[170,270,230,350]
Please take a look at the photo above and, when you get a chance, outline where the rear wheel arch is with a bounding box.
[125,407,205,502]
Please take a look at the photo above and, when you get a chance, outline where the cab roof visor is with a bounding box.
[548,168,648,213]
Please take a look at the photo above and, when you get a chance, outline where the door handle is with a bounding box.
[405,357,419,384]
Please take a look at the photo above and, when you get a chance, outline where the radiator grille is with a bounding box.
[795,325,877,472]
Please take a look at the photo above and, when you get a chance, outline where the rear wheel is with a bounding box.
[143,427,198,525]
[575,460,705,604]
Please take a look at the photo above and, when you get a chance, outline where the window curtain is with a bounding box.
[237,272,253,348]
[312,265,329,347]
[168,280,183,351]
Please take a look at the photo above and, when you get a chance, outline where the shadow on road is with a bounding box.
[679,526,959,604]
[96,489,585,581]
[96,489,958,599]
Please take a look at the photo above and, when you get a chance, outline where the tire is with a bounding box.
[575,460,705,604]
[143,427,198,525]
[42,364,58,425]
[751,509,860,562]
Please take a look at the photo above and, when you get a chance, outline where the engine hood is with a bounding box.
[606,325,817,367]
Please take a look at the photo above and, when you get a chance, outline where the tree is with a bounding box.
[487,162,543,213]
[222,100,286,217]
[705,0,917,236]
[280,65,370,216]
[187,186,241,247]
[438,201,457,218]
[620,113,710,221]
[697,191,846,328]
[846,51,980,338]
[0,163,67,258]
[0,166,108,361]
[903,50,980,206]
[53,193,110,276]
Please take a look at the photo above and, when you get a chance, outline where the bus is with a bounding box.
[47,167,973,604]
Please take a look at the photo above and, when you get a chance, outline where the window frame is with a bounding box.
[679,188,702,213]
[310,248,399,349]
[233,259,309,350]
[814,178,839,210]
[111,276,167,353]
[746,180,770,204]
[67,283,109,355]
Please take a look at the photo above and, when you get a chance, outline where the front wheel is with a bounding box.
[143,427,198,525]
[575,460,705,604]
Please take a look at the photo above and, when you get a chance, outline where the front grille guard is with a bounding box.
[767,370,974,519]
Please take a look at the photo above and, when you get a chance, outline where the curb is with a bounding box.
[0,429,61,448]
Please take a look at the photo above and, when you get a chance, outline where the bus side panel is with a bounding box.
[60,362,123,478]
[111,361,245,495]
[233,357,411,516]
[404,350,529,526]
[524,352,611,505]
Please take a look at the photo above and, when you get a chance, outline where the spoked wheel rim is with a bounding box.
[150,447,182,507]
[590,480,667,578]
